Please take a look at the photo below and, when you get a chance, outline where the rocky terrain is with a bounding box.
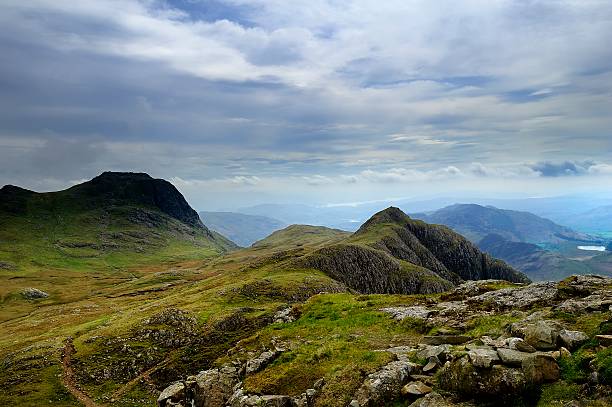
[158,275,612,407]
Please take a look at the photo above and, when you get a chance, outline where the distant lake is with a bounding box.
[577,245,607,252]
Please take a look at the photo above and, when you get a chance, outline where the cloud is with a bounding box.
[359,166,464,183]
[530,161,597,177]
[1,1,612,207]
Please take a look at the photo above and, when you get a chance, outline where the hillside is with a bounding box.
[1,202,609,407]
[0,172,236,320]
[479,234,596,281]
[416,203,592,244]
[200,211,286,247]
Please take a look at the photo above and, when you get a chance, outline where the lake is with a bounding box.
[577,245,607,252]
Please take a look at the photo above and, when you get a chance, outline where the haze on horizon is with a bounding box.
[1,0,612,210]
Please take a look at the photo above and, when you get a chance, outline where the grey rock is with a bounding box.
[0,261,16,270]
[468,348,500,368]
[497,348,531,367]
[273,307,294,324]
[20,287,49,299]
[438,357,527,397]
[191,366,240,407]
[520,320,563,350]
[558,329,589,350]
[416,345,451,362]
[555,294,612,314]
[521,354,560,384]
[507,337,536,353]
[245,350,279,375]
[423,356,440,374]
[445,279,513,299]
[157,382,185,407]
[402,381,432,397]
[353,360,415,406]
[381,306,433,320]
[470,281,558,309]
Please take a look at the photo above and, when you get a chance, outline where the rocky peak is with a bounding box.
[356,206,409,233]
[70,171,206,229]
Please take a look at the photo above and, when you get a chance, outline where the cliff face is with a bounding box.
[298,243,453,295]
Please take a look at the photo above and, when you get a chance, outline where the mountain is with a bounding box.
[296,207,529,294]
[478,234,597,280]
[199,211,286,247]
[0,172,236,273]
[565,204,612,232]
[415,203,592,244]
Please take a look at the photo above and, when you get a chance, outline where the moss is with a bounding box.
[537,381,581,406]
[466,313,521,337]
[595,347,612,385]
[558,350,592,383]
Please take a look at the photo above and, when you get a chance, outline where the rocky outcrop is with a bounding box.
[351,360,416,406]
[20,287,49,299]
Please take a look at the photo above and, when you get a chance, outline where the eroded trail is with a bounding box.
[61,337,102,407]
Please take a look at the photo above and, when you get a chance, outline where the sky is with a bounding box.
[1,0,612,210]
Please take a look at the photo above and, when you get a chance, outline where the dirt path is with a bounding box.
[61,337,102,407]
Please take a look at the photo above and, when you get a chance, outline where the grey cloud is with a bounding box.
[530,161,597,177]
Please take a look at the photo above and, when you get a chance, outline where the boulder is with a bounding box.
[381,306,433,320]
[191,365,240,407]
[443,280,513,300]
[20,287,49,300]
[245,350,279,375]
[401,381,432,397]
[470,282,558,309]
[497,349,531,367]
[438,357,527,397]
[422,356,440,374]
[352,360,415,406]
[468,348,500,368]
[558,330,589,350]
[521,320,563,350]
[521,354,560,384]
[507,338,536,353]
[416,345,451,361]
[555,294,612,314]
[157,382,185,407]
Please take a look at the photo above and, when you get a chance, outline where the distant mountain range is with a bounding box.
[199,211,286,247]
[478,233,594,281]
[563,205,612,232]
[237,195,612,234]
[413,203,594,245]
